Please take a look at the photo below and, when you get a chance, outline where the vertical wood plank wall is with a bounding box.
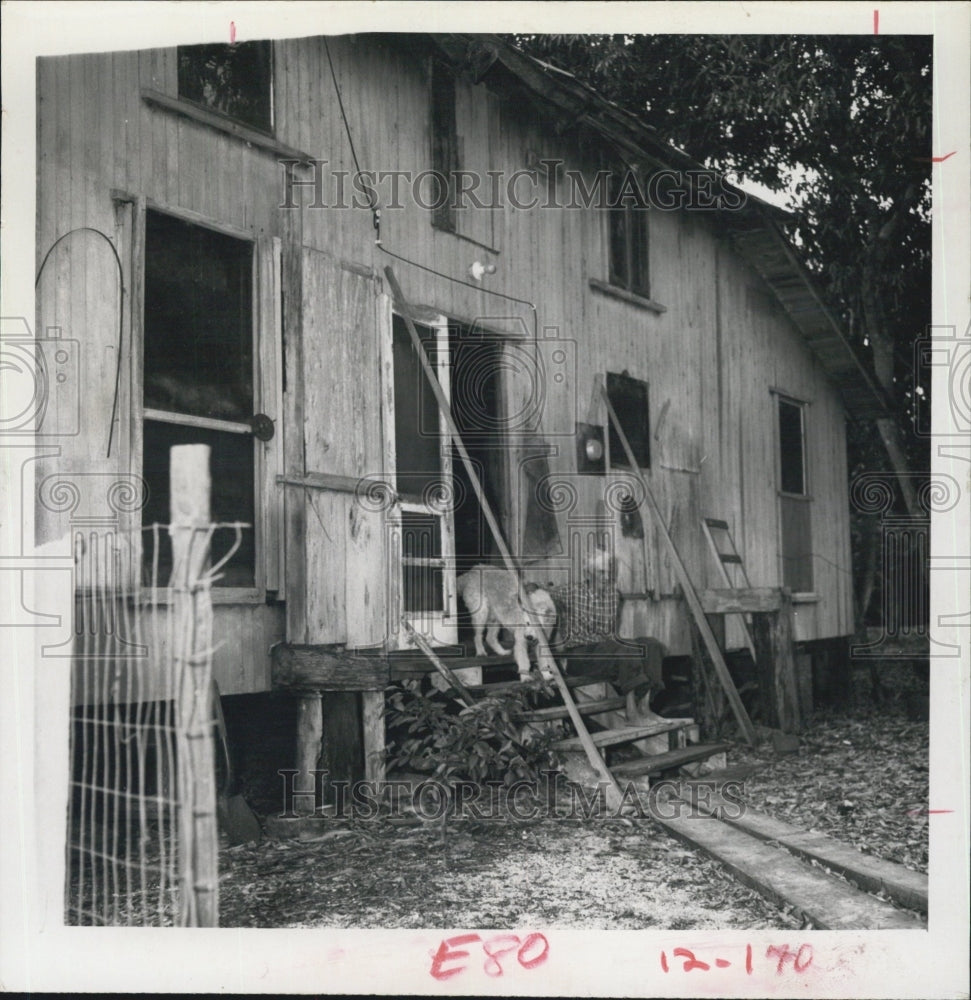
[36,37,854,698]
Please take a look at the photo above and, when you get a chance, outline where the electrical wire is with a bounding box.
[322,37,539,340]
[35,226,126,458]
[376,244,538,341]
[323,38,378,221]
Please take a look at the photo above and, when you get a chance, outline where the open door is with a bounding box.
[285,249,386,649]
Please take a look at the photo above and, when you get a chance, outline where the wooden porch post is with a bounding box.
[751,590,802,733]
[295,695,324,806]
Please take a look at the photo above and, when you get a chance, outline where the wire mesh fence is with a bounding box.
[66,516,245,927]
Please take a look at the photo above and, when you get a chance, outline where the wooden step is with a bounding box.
[610,742,733,778]
[553,720,688,751]
[466,674,607,697]
[517,696,626,722]
[673,788,928,913]
[654,813,924,929]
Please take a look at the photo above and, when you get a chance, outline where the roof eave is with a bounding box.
[432,33,889,421]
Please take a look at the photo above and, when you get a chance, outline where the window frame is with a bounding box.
[606,166,651,299]
[772,390,814,595]
[176,40,275,136]
[382,305,458,649]
[428,57,501,252]
[606,370,651,471]
[133,201,283,603]
[429,57,459,234]
[776,395,809,499]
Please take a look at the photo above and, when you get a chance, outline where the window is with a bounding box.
[608,168,650,297]
[778,398,806,495]
[428,59,500,249]
[141,211,256,588]
[430,59,459,233]
[177,41,273,133]
[776,395,813,592]
[389,313,455,632]
[607,371,650,469]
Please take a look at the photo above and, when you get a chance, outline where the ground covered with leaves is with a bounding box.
[217,664,928,928]
[731,712,929,874]
[218,811,807,930]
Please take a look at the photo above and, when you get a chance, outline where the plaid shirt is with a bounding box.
[548,582,619,648]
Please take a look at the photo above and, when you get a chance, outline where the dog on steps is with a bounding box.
[456,565,556,678]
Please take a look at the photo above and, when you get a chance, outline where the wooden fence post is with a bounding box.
[170,444,218,927]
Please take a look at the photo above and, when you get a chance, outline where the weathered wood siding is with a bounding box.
[36,35,854,696]
[284,249,387,648]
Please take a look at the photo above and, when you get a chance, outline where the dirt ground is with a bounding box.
[217,663,928,929]
[218,812,807,930]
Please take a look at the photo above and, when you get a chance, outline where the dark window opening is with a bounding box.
[608,170,650,297]
[430,59,458,232]
[777,396,812,592]
[141,422,256,588]
[392,314,442,499]
[142,210,256,587]
[448,323,504,572]
[778,398,806,495]
[144,212,253,421]
[177,41,273,133]
[607,371,650,469]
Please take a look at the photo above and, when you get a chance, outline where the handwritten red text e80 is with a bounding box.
[430,932,549,980]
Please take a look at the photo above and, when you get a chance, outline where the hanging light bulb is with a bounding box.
[468,260,497,282]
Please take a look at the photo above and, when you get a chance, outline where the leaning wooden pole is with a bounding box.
[400,618,477,707]
[600,383,757,745]
[385,266,625,806]
[402,618,536,752]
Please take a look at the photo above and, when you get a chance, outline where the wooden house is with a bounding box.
[35,33,889,778]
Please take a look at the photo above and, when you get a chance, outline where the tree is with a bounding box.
[513,34,932,631]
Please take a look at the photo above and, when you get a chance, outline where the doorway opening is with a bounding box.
[447,321,508,649]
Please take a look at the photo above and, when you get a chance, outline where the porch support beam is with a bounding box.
[699,587,785,614]
[272,643,389,692]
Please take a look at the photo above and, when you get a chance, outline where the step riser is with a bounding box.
[553,719,693,751]
[517,697,626,722]
[610,742,733,779]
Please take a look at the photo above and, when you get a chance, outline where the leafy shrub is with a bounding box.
[385,677,565,786]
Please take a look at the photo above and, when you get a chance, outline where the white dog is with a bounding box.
[456,565,556,678]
